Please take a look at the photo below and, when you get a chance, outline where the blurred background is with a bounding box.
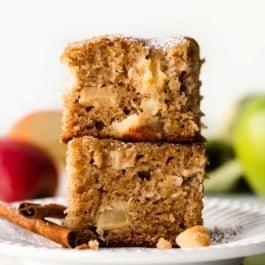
[0,0,264,134]
[0,0,265,199]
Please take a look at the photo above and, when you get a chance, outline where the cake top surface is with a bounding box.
[63,35,192,52]
[139,36,186,49]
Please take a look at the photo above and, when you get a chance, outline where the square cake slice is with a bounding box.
[64,136,206,247]
[61,36,204,143]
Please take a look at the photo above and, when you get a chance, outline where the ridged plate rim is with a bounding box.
[0,196,265,264]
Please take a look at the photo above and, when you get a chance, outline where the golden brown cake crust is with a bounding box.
[64,136,206,247]
[61,35,204,143]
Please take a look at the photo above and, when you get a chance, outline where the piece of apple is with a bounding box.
[0,138,58,202]
[8,110,66,172]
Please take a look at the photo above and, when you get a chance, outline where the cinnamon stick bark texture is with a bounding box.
[18,202,66,219]
[0,202,76,248]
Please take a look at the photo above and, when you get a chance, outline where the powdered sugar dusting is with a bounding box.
[209,226,242,245]
[68,35,186,50]
[143,36,186,49]
[115,35,186,49]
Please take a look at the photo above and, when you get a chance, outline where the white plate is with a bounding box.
[1,197,265,265]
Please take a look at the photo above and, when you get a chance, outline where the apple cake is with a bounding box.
[63,136,206,247]
[61,35,204,143]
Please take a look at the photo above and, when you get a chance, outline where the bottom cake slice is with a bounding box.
[64,136,206,247]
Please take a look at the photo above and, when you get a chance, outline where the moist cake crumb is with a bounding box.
[61,35,204,143]
[61,35,206,248]
[156,237,172,249]
[63,136,206,247]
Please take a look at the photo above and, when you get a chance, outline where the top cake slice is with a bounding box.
[61,35,204,143]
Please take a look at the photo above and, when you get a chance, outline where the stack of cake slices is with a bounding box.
[61,35,207,247]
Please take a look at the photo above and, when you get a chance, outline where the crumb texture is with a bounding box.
[61,35,203,143]
[64,136,206,247]
[175,225,211,248]
[62,35,206,247]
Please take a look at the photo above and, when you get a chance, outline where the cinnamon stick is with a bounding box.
[0,202,76,248]
[18,202,66,219]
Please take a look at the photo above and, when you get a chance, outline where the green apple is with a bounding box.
[204,138,248,193]
[216,94,260,142]
[233,96,265,195]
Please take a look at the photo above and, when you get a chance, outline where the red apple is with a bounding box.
[8,110,67,172]
[0,138,58,202]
